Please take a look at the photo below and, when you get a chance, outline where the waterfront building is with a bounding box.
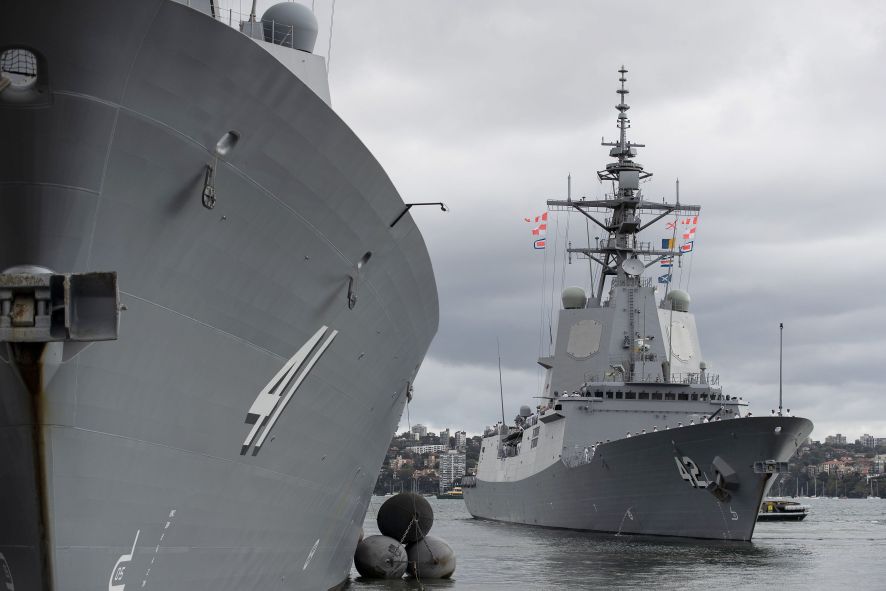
[405,444,448,455]
[818,460,855,475]
[412,424,429,438]
[825,433,848,445]
[857,433,877,448]
[390,455,413,471]
[439,450,467,493]
[455,430,468,450]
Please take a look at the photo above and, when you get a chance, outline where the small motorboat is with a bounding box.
[757,499,810,521]
[436,487,464,500]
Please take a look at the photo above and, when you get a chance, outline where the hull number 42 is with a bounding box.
[674,455,710,488]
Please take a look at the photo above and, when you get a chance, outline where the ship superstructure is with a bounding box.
[463,68,812,541]
[0,1,437,589]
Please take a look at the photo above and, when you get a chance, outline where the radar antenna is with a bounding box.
[615,66,630,158]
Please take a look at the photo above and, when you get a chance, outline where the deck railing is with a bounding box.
[175,1,304,49]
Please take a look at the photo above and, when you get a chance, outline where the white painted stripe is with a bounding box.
[242,326,328,447]
[255,329,338,448]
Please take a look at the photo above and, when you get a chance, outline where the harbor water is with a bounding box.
[347,497,886,590]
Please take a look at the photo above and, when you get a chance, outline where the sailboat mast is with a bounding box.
[779,322,784,415]
[497,338,506,431]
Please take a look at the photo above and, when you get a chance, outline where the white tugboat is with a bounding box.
[463,67,812,541]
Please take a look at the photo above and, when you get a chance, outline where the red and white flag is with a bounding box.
[524,212,548,223]
[680,216,699,240]
[526,212,548,250]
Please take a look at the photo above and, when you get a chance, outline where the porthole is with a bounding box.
[0,48,37,89]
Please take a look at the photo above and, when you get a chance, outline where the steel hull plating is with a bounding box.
[464,418,812,541]
[0,1,438,589]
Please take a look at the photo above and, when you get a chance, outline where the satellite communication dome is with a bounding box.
[519,405,532,418]
[561,287,587,310]
[666,289,691,312]
[261,2,319,52]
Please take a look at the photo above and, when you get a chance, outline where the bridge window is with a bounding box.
[691,393,698,401]
[625,392,636,400]
[638,392,649,400]
[615,392,623,399]
[665,392,676,401]
[652,392,662,400]
[606,391,614,399]
[678,393,689,401]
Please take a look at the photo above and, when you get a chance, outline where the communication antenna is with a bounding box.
[778,322,784,415]
[497,338,506,431]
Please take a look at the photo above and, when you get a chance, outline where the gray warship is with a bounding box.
[463,68,812,541]
[0,1,437,589]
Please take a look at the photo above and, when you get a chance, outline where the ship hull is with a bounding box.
[464,417,812,541]
[0,1,437,589]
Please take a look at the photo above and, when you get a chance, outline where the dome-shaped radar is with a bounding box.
[561,287,587,310]
[519,405,532,418]
[261,2,319,52]
[665,289,691,312]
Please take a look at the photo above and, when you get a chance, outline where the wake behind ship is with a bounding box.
[0,1,438,589]
[463,68,812,541]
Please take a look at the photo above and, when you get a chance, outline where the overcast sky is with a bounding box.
[252,1,886,440]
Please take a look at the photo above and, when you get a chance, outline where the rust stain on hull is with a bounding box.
[10,341,55,591]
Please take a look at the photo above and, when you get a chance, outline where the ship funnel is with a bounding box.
[261,2,319,52]
[561,287,587,310]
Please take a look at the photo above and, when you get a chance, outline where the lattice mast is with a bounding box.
[547,66,700,307]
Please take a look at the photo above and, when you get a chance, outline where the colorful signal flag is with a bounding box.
[524,212,548,223]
